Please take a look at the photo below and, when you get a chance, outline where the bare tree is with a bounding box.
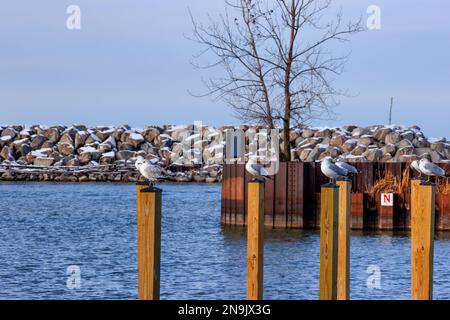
[190,0,364,160]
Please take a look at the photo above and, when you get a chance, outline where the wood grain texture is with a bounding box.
[411,182,435,300]
[136,186,162,300]
[319,185,339,300]
[336,180,350,300]
[247,181,264,300]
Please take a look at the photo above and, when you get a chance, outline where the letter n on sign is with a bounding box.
[381,193,394,207]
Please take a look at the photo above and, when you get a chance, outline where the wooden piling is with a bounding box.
[411,182,435,300]
[336,179,350,300]
[136,183,162,300]
[247,180,264,300]
[319,184,339,300]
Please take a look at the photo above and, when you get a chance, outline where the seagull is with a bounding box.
[245,156,272,182]
[335,158,359,175]
[410,160,422,178]
[320,156,348,183]
[418,158,445,182]
[135,156,164,188]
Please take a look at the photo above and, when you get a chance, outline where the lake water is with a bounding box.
[1,182,450,300]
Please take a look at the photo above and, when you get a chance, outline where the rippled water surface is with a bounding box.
[1,182,450,300]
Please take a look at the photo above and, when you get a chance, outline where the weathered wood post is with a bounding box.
[136,182,162,300]
[411,181,435,300]
[336,178,350,300]
[247,180,264,300]
[319,183,339,300]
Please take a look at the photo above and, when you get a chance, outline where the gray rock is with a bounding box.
[342,139,357,152]
[85,134,101,145]
[1,128,18,139]
[395,146,415,158]
[396,139,413,150]
[382,144,397,156]
[18,144,32,157]
[40,127,61,142]
[374,127,392,142]
[330,134,347,147]
[41,140,54,149]
[75,131,89,149]
[412,137,430,148]
[0,146,15,161]
[401,131,414,141]
[358,136,374,146]
[79,152,92,164]
[59,132,74,145]
[385,132,401,145]
[351,144,367,156]
[31,135,48,149]
[363,148,382,162]
[431,142,446,153]
[314,128,331,138]
[118,142,135,151]
[57,143,75,156]
[306,147,323,162]
[430,150,445,163]
[142,128,160,143]
[302,128,315,138]
[116,150,135,161]
[33,157,54,166]
[299,148,312,162]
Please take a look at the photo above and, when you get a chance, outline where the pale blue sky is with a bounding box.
[0,1,449,137]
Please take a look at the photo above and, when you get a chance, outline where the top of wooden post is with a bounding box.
[249,178,265,184]
[336,177,351,182]
[420,181,436,187]
[136,182,162,193]
[321,183,339,188]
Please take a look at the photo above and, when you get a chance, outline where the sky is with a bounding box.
[0,0,449,137]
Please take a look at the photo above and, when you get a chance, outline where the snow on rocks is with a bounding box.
[1,123,449,182]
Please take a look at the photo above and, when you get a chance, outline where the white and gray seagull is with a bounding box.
[245,156,272,181]
[418,158,445,182]
[135,156,164,188]
[320,156,348,183]
[410,160,422,178]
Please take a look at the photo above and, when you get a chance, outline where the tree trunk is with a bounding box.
[283,118,291,162]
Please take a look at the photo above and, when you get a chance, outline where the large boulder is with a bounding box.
[374,127,392,142]
[142,128,160,143]
[385,132,401,145]
[58,143,75,156]
[31,135,48,149]
[95,128,115,141]
[40,127,61,142]
[116,150,135,161]
[351,144,367,156]
[330,134,347,147]
[99,151,115,164]
[363,148,383,162]
[382,144,397,156]
[34,157,54,166]
[1,128,18,139]
[0,146,15,161]
[75,131,89,149]
[125,132,144,148]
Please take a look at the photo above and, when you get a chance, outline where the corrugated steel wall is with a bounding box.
[221,162,450,230]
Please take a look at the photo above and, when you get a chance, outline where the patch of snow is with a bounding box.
[102,151,115,158]
[79,146,97,153]
[129,132,144,141]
